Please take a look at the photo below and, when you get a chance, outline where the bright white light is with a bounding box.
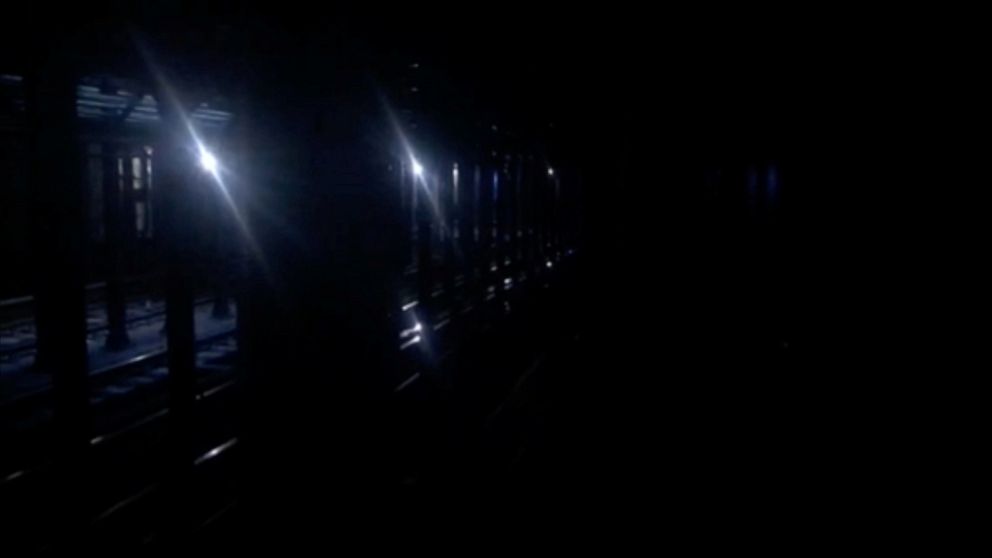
[200,148,218,174]
[400,321,423,339]
[412,159,424,178]
[547,167,555,177]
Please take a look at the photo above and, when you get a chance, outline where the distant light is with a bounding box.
[193,438,237,466]
[199,147,218,174]
[547,167,555,177]
[412,159,424,178]
[400,321,422,339]
[4,469,25,483]
[546,260,553,269]
[400,335,421,350]
[394,372,421,392]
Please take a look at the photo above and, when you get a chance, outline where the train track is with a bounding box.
[1,253,577,550]
[1,343,241,553]
[0,327,236,417]
[0,296,220,359]
[0,326,239,548]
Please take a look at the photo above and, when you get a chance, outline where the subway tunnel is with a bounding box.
[0,6,908,552]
